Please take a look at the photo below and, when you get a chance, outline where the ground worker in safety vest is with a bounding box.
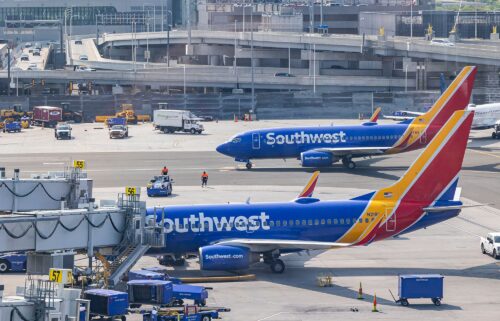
[201,171,208,187]
[161,166,168,175]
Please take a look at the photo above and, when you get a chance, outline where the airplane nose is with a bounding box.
[216,142,231,156]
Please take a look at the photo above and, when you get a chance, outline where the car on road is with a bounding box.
[431,39,455,47]
[76,65,95,72]
[481,232,500,259]
[34,42,42,50]
[24,42,32,48]
[75,40,83,45]
[274,72,295,77]
[27,63,39,70]
[55,123,72,140]
[32,48,41,56]
[20,53,29,61]
[79,54,88,61]
[109,124,129,139]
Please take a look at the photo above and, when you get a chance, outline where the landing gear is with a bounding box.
[264,252,285,273]
[342,157,356,169]
[270,259,285,274]
[158,255,185,266]
[246,162,253,169]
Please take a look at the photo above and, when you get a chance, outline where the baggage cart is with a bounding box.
[390,274,444,306]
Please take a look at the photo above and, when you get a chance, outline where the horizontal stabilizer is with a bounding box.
[423,203,491,213]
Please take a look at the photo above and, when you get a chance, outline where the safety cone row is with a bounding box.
[372,292,379,312]
[357,282,364,300]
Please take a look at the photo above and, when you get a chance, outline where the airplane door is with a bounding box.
[385,207,396,232]
[252,133,260,149]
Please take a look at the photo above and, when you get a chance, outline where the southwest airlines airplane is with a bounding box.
[147,110,474,273]
[216,66,476,169]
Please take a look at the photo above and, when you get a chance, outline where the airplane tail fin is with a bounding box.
[369,107,382,122]
[418,66,476,128]
[297,171,320,198]
[379,110,474,203]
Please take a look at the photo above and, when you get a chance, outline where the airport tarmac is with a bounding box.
[0,119,499,320]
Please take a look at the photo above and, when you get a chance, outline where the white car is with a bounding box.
[27,63,39,71]
[431,39,455,47]
[76,66,95,72]
[480,232,500,259]
[79,54,89,61]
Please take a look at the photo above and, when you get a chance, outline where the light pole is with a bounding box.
[410,0,414,40]
[250,1,255,113]
[234,20,237,75]
[166,10,172,67]
[313,43,316,94]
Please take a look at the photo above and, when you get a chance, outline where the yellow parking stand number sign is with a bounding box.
[49,268,72,284]
[73,160,85,169]
[126,186,137,196]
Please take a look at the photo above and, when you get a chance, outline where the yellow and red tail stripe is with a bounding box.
[369,107,382,122]
[388,66,476,154]
[337,110,473,245]
[297,171,320,198]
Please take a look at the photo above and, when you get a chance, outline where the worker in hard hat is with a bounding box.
[161,166,169,176]
[201,171,208,188]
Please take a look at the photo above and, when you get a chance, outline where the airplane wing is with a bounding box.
[296,171,320,198]
[314,146,390,157]
[215,238,352,252]
[383,111,424,121]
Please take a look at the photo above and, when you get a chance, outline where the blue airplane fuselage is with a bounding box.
[216,123,412,161]
[146,197,459,255]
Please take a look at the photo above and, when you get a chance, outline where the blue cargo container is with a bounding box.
[107,117,126,127]
[398,274,444,306]
[127,280,173,305]
[3,121,21,133]
[129,270,165,281]
[172,284,208,306]
[141,267,182,284]
[84,289,129,317]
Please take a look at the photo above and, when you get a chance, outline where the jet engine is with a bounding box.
[300,151,334,167]
[199,245,258,271]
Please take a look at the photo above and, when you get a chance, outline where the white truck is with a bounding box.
[480,232,500,259]
[153,109,204,134]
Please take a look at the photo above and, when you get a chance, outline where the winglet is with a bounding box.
[369,107,382,122]
[297,171,320,198]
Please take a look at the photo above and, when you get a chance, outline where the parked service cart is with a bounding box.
[141,305,222,321]
[390,274,444,306]
[33,106,63,127]
[3,121,21,133]
[129,270,165,281]
[84,289,129,321]
[147,175,173,197]
[127,280,174,306]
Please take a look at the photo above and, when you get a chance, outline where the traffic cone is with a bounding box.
[372,292,379,312]
[357,282,364,300]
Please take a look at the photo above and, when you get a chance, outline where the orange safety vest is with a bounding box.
[201,173,208,178]
[162,168,168,174]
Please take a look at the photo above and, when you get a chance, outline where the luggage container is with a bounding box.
[127,280,173,306]
[172,284,208,307]
[84,289,129,319]
[141,267,182,284]
[129,269,165,281]
[392,274,444,306]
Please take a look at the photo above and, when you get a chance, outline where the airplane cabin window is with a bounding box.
[283,220,287,226]
[365,218,369,223]
[334,219,339,224]
[358,218,362,223]
[308,219,313,226]
[269,221,275,227]
[346,218,351,224]
[321,219,325,225]
[302,220,306,226]
[314,219,319,225]
[327,219,332,224]
[276,220,281,226]
[290,220,294,226]
[340,218,345,224]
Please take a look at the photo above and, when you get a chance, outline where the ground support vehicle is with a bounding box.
[84,289,129,321]
[492,123,500,139]
[55,123,72,139]
[172,284,209,307]
[61,102,83,123]
[33,106,62,127]
[0,252,27,272]
[3,121,21,133]
[153,110,204,134]
[109,125,129,139]
[147,175,173,197]
[480,232,500,258]
[390,274,444,306]
[107,117,127,128]
[136,305,229,321]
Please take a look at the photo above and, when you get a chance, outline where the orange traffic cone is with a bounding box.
[357,282,364,300]
[372,292,379,312]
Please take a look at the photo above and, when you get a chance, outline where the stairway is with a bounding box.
[108,244,150,287]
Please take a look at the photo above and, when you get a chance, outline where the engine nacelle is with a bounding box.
[199,245,256,271]
[300,151,333,167]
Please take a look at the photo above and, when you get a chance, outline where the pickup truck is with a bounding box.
[55,123,72,139]
[480,232,500,259]
[109,124,128,139]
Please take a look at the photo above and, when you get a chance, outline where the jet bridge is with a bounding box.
[0,192,166,288]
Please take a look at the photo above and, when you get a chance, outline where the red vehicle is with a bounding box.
[33,106,63,127]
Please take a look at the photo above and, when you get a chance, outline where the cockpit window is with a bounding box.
[232,137,241,143]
